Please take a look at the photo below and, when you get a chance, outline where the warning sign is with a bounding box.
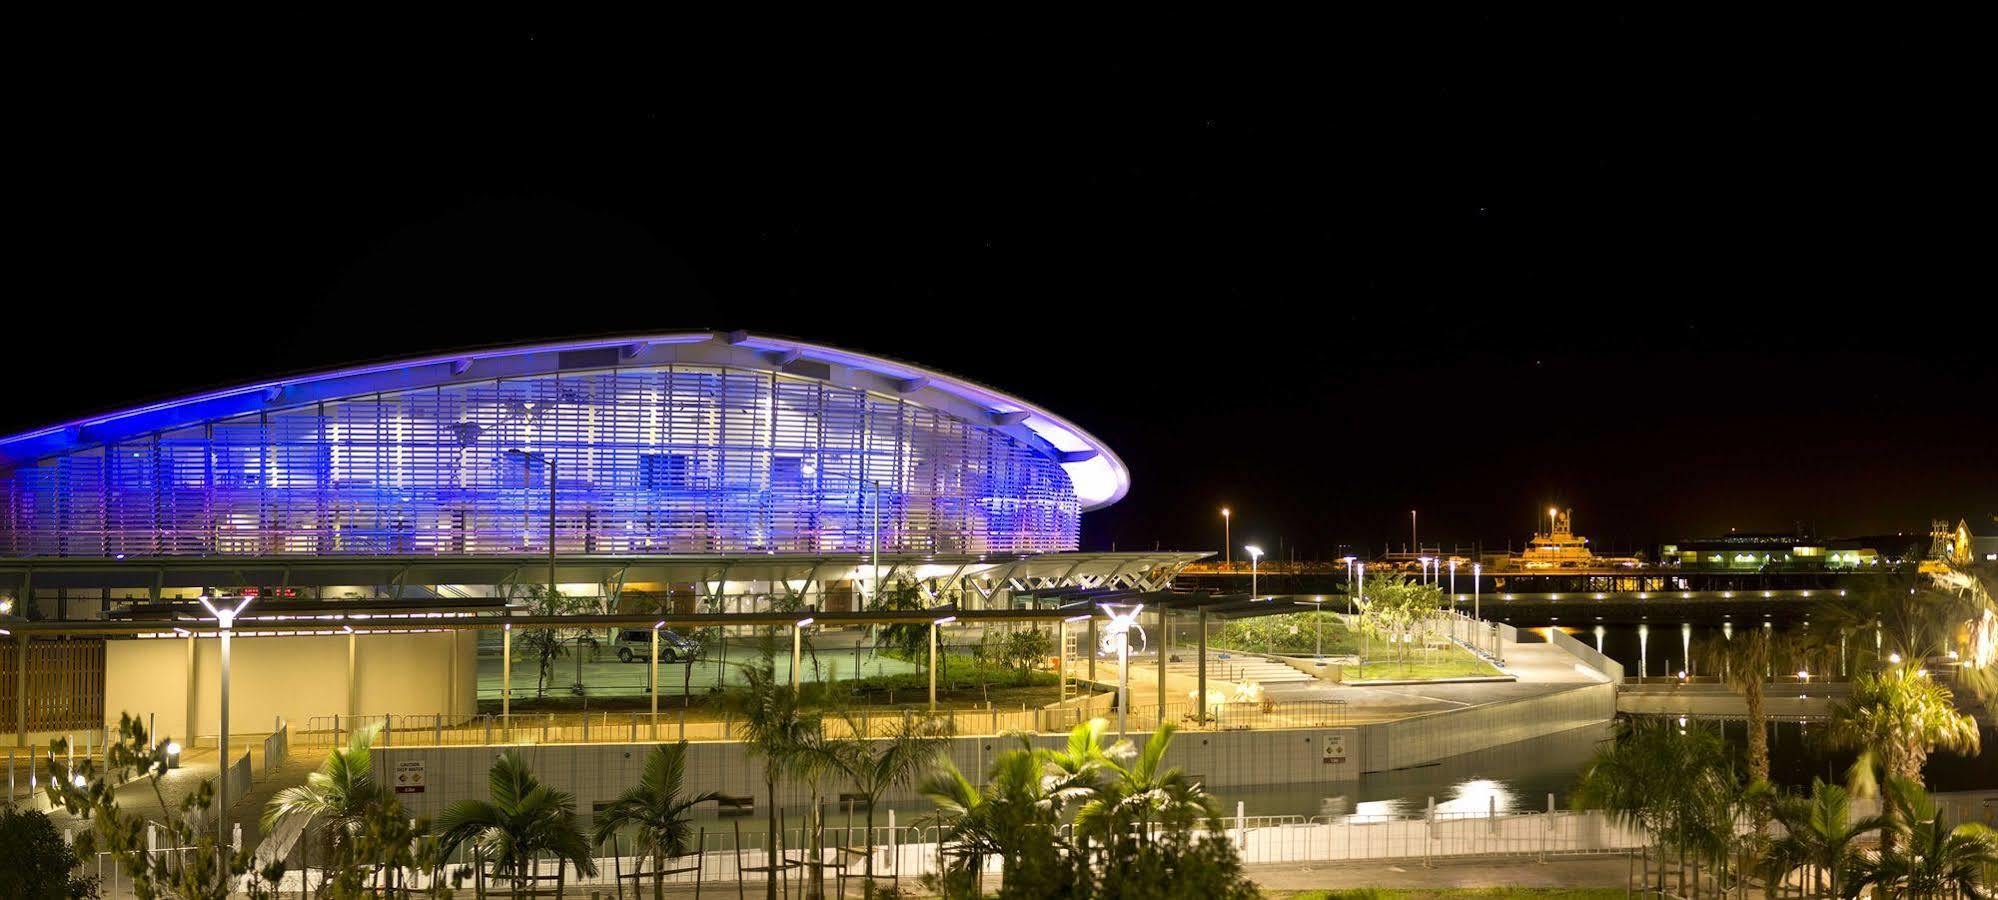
[1322,732,1348,765]
[394,760,426,794]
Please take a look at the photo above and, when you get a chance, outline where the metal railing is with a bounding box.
[300,699,1351,749]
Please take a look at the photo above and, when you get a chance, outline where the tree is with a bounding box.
[1698,626,1779,785]
[728,657,818,900]
[1355,572,1441,665]
[0,804,97,900]
[1574,718,1745,897]
[1000,628,1055,684]
[918,718,1255,900]
[1763,778,1885,899]
[517,584,578,700]
[261,722,386,879]
[1827,665,1980,791]
[820,714,948,892]
[436,750,597,895]
[1847,776,1998,900]
[43,713,286,900]
[592,742,719,900]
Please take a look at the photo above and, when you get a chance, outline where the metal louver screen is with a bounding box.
[0,365,1081,557]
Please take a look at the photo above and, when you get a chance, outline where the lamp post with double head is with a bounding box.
[1098,603,1145,740]
[197,594,253,845]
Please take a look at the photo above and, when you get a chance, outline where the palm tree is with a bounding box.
[821,713,947,891]
[918,741,1077,898]
[1827,665,1981,789]
[730,658,817,900]
[1072,722,1216,854]
[1574,718,1742,897]
[1764,778,1885,899]
[1848,776,1998,900]
[261,722,386,886]
[593,742,719,900]
[1698,626,1779,786]
[436,750,597,896]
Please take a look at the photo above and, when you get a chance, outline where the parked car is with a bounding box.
[612,628,700,663]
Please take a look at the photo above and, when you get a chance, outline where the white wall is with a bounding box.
[104,630,478,742]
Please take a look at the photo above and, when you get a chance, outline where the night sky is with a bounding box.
[14,14,1993,559]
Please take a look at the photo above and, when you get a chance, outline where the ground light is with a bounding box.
[1245,545,1264,596]
[197,594,254,844]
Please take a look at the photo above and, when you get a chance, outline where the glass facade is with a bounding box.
[0,364,1080,557]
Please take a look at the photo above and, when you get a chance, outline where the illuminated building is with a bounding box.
[0,332,1128,558]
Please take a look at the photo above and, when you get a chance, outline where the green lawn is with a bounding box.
[1346,644,1502,681]
[1280,890,1628,900]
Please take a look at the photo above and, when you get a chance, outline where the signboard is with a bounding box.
[1321,732,1348,765]
[394,759,426,794]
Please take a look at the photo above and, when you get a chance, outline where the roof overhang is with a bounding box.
[0,331,1130,509]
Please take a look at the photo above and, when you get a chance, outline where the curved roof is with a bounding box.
[0,331,1131,510]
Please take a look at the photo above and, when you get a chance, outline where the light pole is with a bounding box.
[1244,545,1264,597]
[791,617,814,691]
[1221,508,1231,568]
[929,615,955,713]
[1341,556,1357,613]
[197,594,253,844]
[1410,509,1417,556]
[1548,506,1558,536]
[1418,557,1432,587]
[1098,603,1145,740]
[1472,563,1481,621]
[1448,560,1458,611]
[650,620,663,738]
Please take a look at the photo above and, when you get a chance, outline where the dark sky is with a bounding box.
[14,14,1993,558]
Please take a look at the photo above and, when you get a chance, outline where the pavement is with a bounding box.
[1254,642,1608,722]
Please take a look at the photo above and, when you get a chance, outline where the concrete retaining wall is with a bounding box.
[374,681,1615,823]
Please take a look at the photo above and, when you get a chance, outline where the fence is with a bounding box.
[300,699,1350,749]
[261,718,289,778]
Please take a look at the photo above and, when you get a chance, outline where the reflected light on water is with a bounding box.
[1437,778,1515,815]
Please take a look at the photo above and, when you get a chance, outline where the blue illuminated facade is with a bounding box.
[0,334,1129,558]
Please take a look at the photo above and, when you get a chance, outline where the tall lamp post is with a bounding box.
[650,620,663,738]
[1220,508,1231,568]
[791,617,815,691]
[1472,563,1482,620]
[1342,556,1357,613]
[1244,545,1264,597]
[1448,559,1458,611]
[197,595,253,844]
[929,616,955,713]
[1418,557,1432,587]
[1098,603,1145,740]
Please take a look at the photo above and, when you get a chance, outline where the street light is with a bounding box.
[1472,563,1482,621]
[1418,557,1432,587]
[1297,597,1327,662]
[1548,507,1558,536]
[197,594,253,844]
[929,615,956,713]
[1098,603,1145,740]
[1221,508,1231,568]
[1341,556,1357,613]
[1244,545,1264,597]
[650,621,664,738]
[791,617,815,691]
[1448,559,1458,603]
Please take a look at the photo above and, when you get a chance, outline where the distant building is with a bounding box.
[1937,517,1998,565]
[1662,528,1889,571]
